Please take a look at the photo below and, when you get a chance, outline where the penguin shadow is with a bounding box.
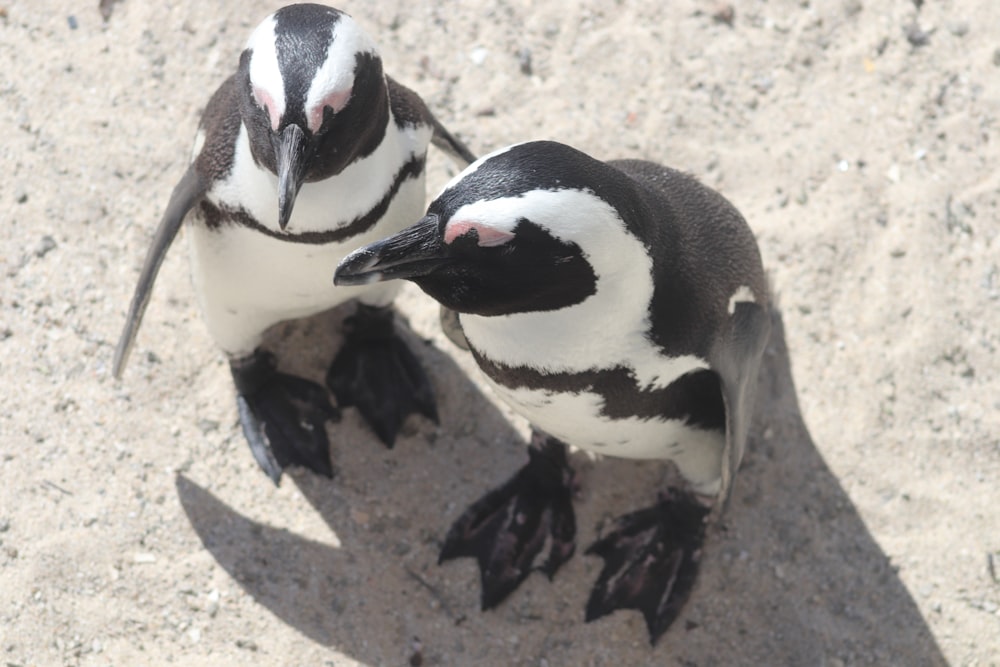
[175,304,544,660]
[650,306,948,665]
[174,305,949,665]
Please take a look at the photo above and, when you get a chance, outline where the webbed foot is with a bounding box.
[326,303,438,446]
[440,434,576,609]
[232,350,340,484]
[585,488,710,645]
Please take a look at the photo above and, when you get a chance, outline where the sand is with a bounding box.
[1,0,997,664]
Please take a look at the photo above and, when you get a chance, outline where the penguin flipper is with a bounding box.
[232,350,340,484]
[584,489,710,645]
[385,76,476,167]
[710,300,771,510]
[428,114,477,167]
[326,304,438,447]
[439,435,576,610]
[112,165,206,378]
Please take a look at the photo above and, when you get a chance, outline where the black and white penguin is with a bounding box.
[335,140,771,643]
[113,4,475,483]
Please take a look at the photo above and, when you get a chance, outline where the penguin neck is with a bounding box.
[214,106,427,235]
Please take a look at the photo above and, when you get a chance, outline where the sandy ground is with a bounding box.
[1,0,998,664]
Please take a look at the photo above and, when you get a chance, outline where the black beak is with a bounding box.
[334,215,450,286]
[276,124,307,231]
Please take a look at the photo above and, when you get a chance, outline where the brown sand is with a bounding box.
[1,1,997,664]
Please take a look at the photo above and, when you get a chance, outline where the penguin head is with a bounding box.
[239,4,389,230]
[335,141,653,317]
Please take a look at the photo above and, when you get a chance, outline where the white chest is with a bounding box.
[185,121,431,355]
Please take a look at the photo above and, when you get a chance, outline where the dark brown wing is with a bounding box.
[112,76,242,377]
[386,76,476,166]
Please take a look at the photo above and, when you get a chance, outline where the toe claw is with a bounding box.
[237,395,284,484]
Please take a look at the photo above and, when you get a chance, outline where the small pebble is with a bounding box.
[235,638,258,651]
[15,187,27,204]
[99,0,119,21]
[409,637,424,667]
[35,235,57,258]
[197,419,220,434]
[751,75,774,94]
[904,24,933,47]
[712,5,735,27]
[517,47,532,76]
[67,15,78,30]
[993,48,1000,67]
[469,47,489,65]
[947,21,969,37]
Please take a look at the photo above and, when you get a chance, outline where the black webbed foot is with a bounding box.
[585,488,710,645]
[326,303,438,447]
[440,433,576,609]
[232,349,340,484]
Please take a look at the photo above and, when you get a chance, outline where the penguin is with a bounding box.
[113,4,476,483]
[334,140,771,644]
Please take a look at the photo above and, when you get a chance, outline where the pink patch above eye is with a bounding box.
[252,86,282,131]
[443,220,515,247]
[308,88,352,134]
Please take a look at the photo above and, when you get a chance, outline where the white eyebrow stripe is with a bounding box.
[727,285,756,314]
[246,15,286,127]
[304,14,378,133]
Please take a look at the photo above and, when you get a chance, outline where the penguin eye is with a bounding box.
[443,220,515,248]
[307,88,353,134]
[252,85,282,131]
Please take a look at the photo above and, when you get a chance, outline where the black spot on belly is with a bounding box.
[472,350,726,431]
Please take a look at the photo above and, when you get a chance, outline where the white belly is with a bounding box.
[483,376,724,495]
[186,203,413,356]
